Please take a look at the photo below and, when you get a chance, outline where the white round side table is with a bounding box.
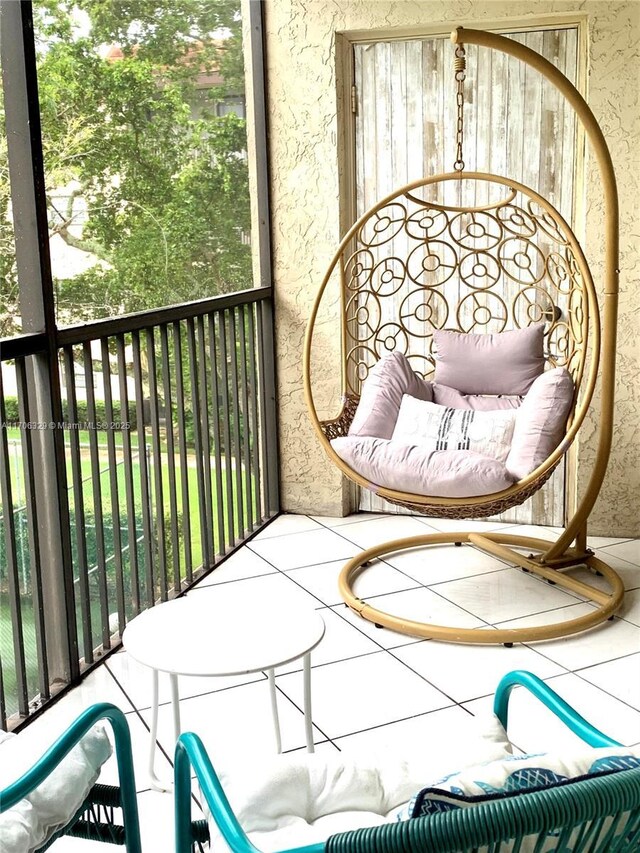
[122,586,326,791]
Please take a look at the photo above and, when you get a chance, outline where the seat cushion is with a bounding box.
[348,352,432,439]
[433,326,545,395]
[331,436,515,497]
[207,713,513,852]
[506,367,574,480]
[391,396,516,464]
[0,724,112,853]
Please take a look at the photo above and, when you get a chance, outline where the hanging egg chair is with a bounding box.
[303,27,623,645]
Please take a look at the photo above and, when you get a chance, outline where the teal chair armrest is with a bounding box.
[0,702,142,853]
[494,670,621,748]
[174,732,324,853]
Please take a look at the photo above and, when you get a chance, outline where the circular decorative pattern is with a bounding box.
[399,289,449,336]
[568,286,586,342]
[457,292,508,332]
[370,257,406,297]
[345,290,380,342]
[496,204,537,238]
[513,287,558,328]
[497,204,537,237]
[406,353,436,380]
[406,241,458,287]
[499,237,546,284]
[327,176,594,402]
[459,251,502,290]
[547,321,572,366]
[528,200,570,245]
[566,248,585,287]
[344,249,375,292]
[358,203,407,247]
[547,252,572,294]
[346,345,378,385]
[405,207,448,240]
[374,322,409,357]
[449,211,503,250]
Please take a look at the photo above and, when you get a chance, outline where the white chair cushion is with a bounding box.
[0,724,112,853]
[392,396,516,464]
[207,713,513,851]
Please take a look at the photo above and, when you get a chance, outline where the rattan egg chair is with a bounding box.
[303,27,624,645]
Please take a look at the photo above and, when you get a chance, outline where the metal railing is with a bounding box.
[0,287,279,729]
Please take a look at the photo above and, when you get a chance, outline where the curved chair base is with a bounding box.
[338,532,625,645]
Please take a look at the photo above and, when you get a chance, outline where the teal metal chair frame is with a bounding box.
[0,703,142,853]
[174,670,640,853]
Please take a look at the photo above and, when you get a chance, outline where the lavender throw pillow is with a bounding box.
[506,367,574,480]
[433,326,545,396]
[348,352,432,439]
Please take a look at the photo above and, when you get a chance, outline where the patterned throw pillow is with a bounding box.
[391,396,516,463]
[399,749,640,820]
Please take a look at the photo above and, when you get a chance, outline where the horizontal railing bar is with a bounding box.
[55,287,271,346]
[0,333,48,361]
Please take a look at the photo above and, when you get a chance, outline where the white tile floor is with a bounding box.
[19,513,640,851]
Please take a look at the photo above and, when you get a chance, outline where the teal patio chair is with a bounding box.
[174,671,640,853]
[0,702,142,852]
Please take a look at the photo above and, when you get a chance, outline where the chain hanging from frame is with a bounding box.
[453,44,466,172]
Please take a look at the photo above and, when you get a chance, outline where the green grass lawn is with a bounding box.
[1,428,259,719]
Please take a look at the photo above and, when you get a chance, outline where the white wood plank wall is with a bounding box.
[353,27,578,525]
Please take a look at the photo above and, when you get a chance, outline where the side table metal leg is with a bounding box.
[267,668,282,753]
[170,673,181,744]
[303,653,314,753]
[148,668,171,792]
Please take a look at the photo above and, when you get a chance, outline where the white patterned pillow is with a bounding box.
[399,747,640,821]
[391,396,516,463]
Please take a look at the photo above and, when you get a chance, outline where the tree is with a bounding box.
[0,0,250,335]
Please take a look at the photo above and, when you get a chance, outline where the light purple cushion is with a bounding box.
[433,383,522,411]
[506,367,575,480]
[331,436,515,497]
[348,352,432,439]
[433,326,545,396]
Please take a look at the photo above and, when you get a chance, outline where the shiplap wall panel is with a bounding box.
[354,27,578,524]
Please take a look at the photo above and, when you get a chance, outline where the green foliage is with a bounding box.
[0,0,250,336]
[2,395,137,429]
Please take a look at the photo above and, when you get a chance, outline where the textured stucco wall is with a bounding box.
[261,0,639,534]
